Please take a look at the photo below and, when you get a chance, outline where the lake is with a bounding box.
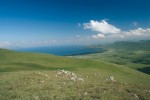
[15,45,104,56]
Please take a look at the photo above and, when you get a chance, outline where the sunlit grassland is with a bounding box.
[0,48,150,99]
[73,41,150,75]
[1,70,149,100]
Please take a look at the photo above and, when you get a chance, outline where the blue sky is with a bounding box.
[0,0,150,48]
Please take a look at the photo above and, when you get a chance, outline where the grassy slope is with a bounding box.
[75,41,150,74]
[0,48,150,99]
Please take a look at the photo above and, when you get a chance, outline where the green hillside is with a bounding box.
[75,41,150,75]
[0,48,150,100]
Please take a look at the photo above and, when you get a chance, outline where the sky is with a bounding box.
[0,0,150,48]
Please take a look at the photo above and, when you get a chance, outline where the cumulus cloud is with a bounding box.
[83,19,150,40]
[92,33,105,39]
[126,28,150,36]
[107,28,150,39]
[83,20,121,34]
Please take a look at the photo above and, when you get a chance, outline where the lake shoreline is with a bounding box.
[14,45,105,56]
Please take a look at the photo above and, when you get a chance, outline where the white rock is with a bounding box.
[78,78,84,81]
[71,77,76,81]
[84,92,88,95]
[107,76,115,82]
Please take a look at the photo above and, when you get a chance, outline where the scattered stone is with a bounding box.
[56,69,84,82]
[130,93,139,99]
[41,81,44,83]
[45,74,48,77]
[63,82,66,85]
[78,78,84,81]
[84,92,88,96]
[37,72,48,77]
[106,76,115,82]
[133,93,139,99]
[71,77,76,81]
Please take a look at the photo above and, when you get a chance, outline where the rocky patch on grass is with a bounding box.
[56,70,84,82]
[106,76,115,82]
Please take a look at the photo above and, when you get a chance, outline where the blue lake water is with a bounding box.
[15,45,104,56]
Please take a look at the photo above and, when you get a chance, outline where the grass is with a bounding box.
[74,41,150,74]
[0,48,150,99]
[1,71,149,100]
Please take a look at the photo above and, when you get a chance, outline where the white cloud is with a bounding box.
[0,39,58,48]
[83,19,150,40]
[83,20,121,34]
[92,33,105,39]
[0,42,11,47]
[43,39,56,44]
[76,35,81,38]
[127,28,150,36]
[109,28,150,39]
